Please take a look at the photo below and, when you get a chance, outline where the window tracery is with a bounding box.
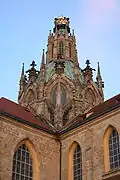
[109,129,120,169]
[12,144,33,180]
[73,145,82,180]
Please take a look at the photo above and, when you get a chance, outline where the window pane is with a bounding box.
[73,145,82,180]
[109,130,120,170]
[61,87,66,105]
[12,144,33,180]
[53,86,66,106]
[53,87,57,105]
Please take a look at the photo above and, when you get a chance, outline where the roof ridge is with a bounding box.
[0,97,18,105]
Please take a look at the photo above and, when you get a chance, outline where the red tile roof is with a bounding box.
[61,93,120,133]
[0,94,120,135]
[86,93,120,119]
[0,97,54,134]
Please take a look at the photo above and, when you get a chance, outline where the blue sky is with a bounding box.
[0,0,120,102]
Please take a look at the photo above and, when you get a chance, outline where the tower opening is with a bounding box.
[59,41,64,56]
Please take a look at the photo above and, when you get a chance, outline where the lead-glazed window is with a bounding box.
[73,145,82,180]
[12,144,33,180]
[109,130,120,170]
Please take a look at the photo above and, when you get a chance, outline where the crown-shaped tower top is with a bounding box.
[53,16,70,34]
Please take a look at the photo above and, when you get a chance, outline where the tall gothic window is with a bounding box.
[12,144,33,180]
[53,86,66,105]
[61,87,66,105]
[69,43,71,58]
[109,129,120,169]
[73,144,82,180]
[59,41,64,56]
[52,43,54,58]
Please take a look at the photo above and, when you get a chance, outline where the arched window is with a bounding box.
[109,130,120,169]
[52,43,54,58]
[73,145,82,180]
[69,43,71,58]
[12,143,33,180]
[103,126,120,172]
[59,41,64,56]
[69,142,82,180]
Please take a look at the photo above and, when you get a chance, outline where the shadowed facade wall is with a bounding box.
[0,116,60,180]
[61,108,120,180]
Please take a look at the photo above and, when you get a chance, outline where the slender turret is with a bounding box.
[39,49,45,82]
[41,49,45,66]
[96,62,104,99]
[18,63,25,97]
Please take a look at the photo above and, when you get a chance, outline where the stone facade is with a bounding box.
[61,108,120,180]
[0,102,120,180]
[0,116,60,180]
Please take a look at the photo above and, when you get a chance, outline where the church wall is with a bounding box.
[0,116,60,180]
[61,108,120,180]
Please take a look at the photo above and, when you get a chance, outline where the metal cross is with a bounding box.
[86,59,90,67]
[30,60,36,68]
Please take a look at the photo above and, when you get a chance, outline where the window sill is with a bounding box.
[102,168,120,180]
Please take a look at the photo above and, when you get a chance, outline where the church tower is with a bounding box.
[18,17,104,130]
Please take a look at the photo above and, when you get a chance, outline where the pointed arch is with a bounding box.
[69,141,82,180]
[85,88,95,104]
[26,89,35,103]
[103,125,120,172]
[59,41,64,56]
[12,138,40,180]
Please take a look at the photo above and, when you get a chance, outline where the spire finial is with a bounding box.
[86,59,90,67]
[96,61,104,97]
[49,30,51,36]
[97,61,102,80]
[72,29,74,36]
[42,49,45,64]
[30,60,36,69]
[21,63,24,77]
